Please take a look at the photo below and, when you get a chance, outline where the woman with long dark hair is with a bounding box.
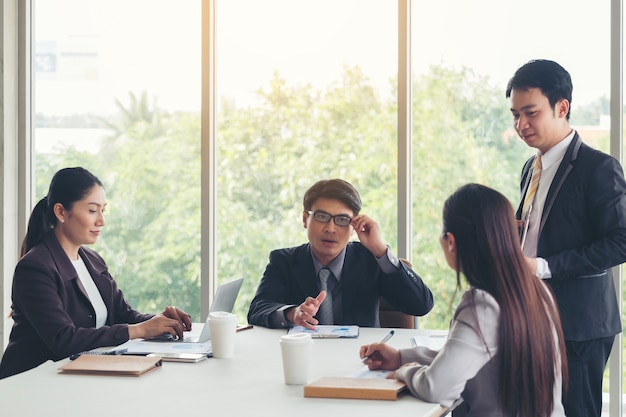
[360,183,567,416]
[0,167,192,379]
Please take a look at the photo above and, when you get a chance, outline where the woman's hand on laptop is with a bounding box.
[128,306,192,340]
[161,306,193,332]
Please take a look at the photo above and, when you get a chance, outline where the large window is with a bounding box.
[409,0,617,408]
[33,0,203,319]
[409,0,611,325]
[215,0,399,319]
[13,0,624,413]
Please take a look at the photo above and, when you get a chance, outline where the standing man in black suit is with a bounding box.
[247,178,433,329]
[507,59,626,417]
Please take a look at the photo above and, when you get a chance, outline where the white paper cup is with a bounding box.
[280,333,313,385]
[208,311,237,358]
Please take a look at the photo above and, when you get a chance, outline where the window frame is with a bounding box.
[1,0,623,412]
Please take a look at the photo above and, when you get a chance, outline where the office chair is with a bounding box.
[378,258,416,329]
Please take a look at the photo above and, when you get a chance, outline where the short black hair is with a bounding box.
[303,179,362,215]
[505,59,573,120]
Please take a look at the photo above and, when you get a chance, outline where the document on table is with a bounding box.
[347,365,393,379]
[410,330,448,350]
[287,325,359,338]
[115,338,213,356]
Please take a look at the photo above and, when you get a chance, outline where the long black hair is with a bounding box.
[21,167,103,257]
[443,183,567,417]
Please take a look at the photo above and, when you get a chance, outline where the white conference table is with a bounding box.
[0,326,446,417]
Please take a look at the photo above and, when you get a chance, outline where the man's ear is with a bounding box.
[556,98,570,119]
[302,211,309,229]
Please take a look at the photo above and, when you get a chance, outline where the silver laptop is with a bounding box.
[149,277,243,343]
[182,277,244,343]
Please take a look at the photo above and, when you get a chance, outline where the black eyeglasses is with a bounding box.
[307,210,352,227]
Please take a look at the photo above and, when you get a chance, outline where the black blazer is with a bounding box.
[0,232,153,379]
[247,242,434,328]
[517,133,626,341]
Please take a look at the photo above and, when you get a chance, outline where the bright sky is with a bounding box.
[34,0,612,117]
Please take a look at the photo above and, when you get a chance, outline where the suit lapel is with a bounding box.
[296,244,321,296]
[43,233,97,320]
[539,133,582,235]
[518,157,535,218]
[44,233,87,298]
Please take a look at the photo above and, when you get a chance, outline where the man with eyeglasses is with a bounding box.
[247,179,433,329]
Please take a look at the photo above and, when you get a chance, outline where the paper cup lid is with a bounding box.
[280,333,313,344]
[209,311,236,320]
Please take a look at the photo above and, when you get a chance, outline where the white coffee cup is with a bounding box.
[208,311,237,358]
[280,333,313,385]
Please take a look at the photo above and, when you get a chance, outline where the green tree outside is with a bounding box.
[34,66,620,393]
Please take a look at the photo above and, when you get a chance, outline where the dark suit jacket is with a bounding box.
[0,232,153,379]
[516,133,626,341]
[247,242,434,328]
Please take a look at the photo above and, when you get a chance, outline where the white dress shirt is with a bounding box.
[72,256,108,328]
[523,130,576,278]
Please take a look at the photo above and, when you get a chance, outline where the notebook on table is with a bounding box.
[304,377,406,400]
[304,365,406,400]
[58,354,163,377]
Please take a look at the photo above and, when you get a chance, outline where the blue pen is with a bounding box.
[362,330,394,363]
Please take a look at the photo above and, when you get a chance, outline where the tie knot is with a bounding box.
[319,268,331,283]
[533,154,542,171]
[319,268,337,294]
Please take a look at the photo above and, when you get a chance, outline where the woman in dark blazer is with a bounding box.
[0,167,191,379]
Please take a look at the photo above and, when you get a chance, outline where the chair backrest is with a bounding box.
[378,258,416,329]
[379,297,415,329]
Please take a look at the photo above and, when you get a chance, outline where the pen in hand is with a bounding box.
[362,330,395,363]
